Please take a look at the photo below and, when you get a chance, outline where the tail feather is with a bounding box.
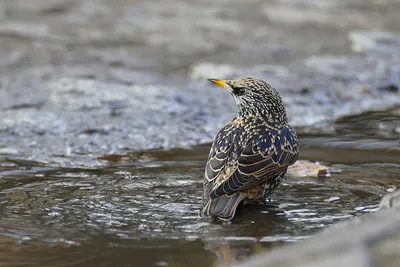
[200,193,248,221]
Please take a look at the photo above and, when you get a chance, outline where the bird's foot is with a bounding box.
[259,196,271,204]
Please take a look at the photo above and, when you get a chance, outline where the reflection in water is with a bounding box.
[0,111,399,267]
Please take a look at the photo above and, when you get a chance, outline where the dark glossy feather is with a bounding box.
[203,119,298,200]
[201,77,300,220]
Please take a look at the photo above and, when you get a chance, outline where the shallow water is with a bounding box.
[0,111,399,267]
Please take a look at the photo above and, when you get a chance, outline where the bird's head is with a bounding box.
[208,77,288,125]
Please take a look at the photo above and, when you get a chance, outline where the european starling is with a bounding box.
[200,77,299,221]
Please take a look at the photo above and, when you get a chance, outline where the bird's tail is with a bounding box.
[200,192,248,221]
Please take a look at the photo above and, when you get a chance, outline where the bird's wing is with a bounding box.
[209,125,299,198]
[204,122,238,198]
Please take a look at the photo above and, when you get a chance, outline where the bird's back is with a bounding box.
[201,116,299,220]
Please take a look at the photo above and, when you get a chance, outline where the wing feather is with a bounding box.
[208,124,299,199]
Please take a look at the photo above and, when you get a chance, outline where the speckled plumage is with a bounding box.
[200,77,299,221]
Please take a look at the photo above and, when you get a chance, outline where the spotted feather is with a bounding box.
[200,77,299,220]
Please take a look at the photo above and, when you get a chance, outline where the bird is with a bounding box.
[200,77,299,221]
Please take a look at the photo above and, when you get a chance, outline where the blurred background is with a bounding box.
[0,0,399,267]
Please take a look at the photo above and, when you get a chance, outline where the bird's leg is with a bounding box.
[259,184,272,204]
[259,196,270,204]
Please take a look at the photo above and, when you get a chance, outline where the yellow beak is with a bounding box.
[207,79,226,88]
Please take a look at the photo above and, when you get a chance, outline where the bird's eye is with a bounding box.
[234,86,246,96]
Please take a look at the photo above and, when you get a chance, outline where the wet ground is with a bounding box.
[1,0,400,167]
[1,111,399,267]
[0,0,400,266]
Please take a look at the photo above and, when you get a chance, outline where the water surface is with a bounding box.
[0,111,399,267]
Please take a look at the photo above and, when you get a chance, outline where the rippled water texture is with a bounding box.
[0,112,399,267]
